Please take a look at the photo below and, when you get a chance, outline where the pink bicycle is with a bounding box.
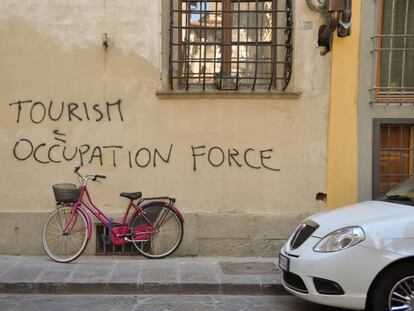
[42,166,184,263]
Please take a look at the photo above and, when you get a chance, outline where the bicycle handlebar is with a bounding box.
[73,166,107,185]
[92,175,107,181]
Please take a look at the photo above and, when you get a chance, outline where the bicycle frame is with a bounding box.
[63,184,183,245]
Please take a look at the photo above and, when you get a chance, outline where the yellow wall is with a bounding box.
[327,1,361,209]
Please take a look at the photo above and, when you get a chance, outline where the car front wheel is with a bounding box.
[368,262,414,311]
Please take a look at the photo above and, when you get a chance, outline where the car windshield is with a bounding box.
[385,176,414,201]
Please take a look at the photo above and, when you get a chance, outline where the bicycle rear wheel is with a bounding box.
[42,206,89,263]
[129,204,183,259]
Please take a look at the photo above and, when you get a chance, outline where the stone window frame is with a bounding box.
[162,0,294,98]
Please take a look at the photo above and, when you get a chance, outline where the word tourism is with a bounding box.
[9,99,124,123]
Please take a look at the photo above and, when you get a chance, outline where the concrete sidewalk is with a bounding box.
[0,256,284,295]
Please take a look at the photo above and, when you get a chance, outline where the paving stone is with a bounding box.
[0,263,19,279]
[0,294,23,310]
[179,263,219,283]
[259,273,282,285]
[0,256,21,264]
[45,261,80,270]
[218,274,261,284]
[139,266,179,283]
[74,260,116,269]
[36,270,73,283]
[1,266,44,282]
[68,266,114,283]
[114,260,143,270]
[18,256,49,265]
[110,269,141,283]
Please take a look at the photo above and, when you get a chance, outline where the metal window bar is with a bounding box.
[237,0,241,90]
[401,0,410,87]
[252,0,259,91]
[387,0,396,88]
[95,224,136,255]
[169,0,293,91]
[185,0,191,90]
[371,0,414,105]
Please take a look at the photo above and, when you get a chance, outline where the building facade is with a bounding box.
[0,0,343,256]
[357,0,414,202]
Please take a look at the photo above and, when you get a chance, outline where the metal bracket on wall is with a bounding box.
[307,0,352,55]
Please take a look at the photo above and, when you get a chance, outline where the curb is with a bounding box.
[0,282,287,296]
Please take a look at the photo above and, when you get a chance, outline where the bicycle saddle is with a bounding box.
[120,192,142,201]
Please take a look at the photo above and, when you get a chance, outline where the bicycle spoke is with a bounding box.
[47,235,64,243]
[47,238,63,251]
[69,227,86,235]
[57,209,66,232]
[130,205,183,258]
[57,238,65,256]
[65,237,77,254]
[42,206,89,263]
[49,219,62,233]
[157,213,175,228]
[46,228,63,237]
[155,210,170,230]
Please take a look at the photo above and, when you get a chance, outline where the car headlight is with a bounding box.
[313,226,365,253]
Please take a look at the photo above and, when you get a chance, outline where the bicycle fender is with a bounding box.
[130,201,185,225]
[76,207,92,240]
[170,205,185,224]
[147,201,185,224]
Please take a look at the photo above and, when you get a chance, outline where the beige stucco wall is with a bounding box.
[0,0,330,256]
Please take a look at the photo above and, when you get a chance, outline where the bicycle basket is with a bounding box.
[52,183,81,203]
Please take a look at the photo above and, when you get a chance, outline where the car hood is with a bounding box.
[309,200,414,238]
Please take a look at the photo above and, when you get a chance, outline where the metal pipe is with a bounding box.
[318,10,341,55]
[338,0,352,37]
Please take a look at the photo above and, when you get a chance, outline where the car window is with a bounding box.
[385,176,414,200]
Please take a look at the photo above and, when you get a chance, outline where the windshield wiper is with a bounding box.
[385,194,414,202]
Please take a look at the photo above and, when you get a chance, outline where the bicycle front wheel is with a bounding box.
[42,206,89,263]
[130,204,183,259]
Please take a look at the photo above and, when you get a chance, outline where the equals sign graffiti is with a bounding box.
[53,130,66,143]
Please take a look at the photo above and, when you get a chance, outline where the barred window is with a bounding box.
[371,0,414,105]
[373,120,414,198]
[168,0,293,91]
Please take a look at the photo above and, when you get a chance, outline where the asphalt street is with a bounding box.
[0,295,351,311]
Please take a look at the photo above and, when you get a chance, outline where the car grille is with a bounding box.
[290,220,319,250]
[283,271,308,293]
[313,277,345,295]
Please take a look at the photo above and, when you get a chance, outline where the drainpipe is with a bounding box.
[338,0,352,37]
[317,0,346,55]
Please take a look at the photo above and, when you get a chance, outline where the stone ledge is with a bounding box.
[156,90,301,100]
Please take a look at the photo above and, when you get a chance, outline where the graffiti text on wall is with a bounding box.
[9,99,124,123]
[10,99,280,172]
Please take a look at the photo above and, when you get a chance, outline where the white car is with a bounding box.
[279,177,414,311]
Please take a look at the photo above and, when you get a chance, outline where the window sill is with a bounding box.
[156,90,301,99]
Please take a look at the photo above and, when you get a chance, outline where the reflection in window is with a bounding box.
[169,0,293,91]
[379,124,414,194]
